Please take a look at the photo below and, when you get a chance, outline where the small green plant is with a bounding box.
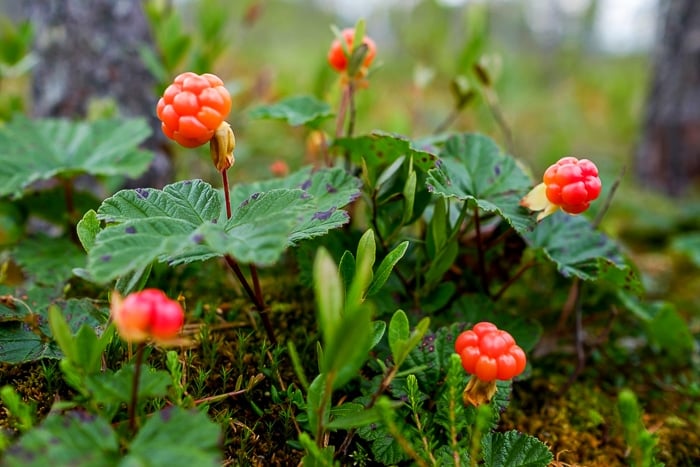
[618,389,663,467]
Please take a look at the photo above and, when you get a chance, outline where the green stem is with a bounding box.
[346,80,357,138]
[128,343,146,435]
[335,84,350,139]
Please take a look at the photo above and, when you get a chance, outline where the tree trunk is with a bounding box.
[22,0,172,188]
[635,0,700,196]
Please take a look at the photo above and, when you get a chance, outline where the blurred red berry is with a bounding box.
[111,289,184,343]
[269,160,290,177]
[327,28,376,74]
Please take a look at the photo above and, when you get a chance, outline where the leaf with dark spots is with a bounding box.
[524,211,642,293]
[125,226,136,234]
[312,207,336,221]
[100,255,111,262]
[333,131,439,176]
[300,179,312,190]
[135,188,150,199]
[326,183,337,193]
[426,133,535,235]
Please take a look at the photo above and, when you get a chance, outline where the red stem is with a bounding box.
[219,169,276,345]
[221,169,232,219]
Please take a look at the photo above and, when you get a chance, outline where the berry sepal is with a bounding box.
[520,182,559,221]
[463,375,498,407]
[521,156,602,221]
[210,121,236,171]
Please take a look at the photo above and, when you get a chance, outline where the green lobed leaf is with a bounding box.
[84,364,171,407]
[481,430,553,467]
[524,211,641,293]
[426,133,535,236]
[333,131,439,179]
[0,290,109,364]
[86,180,313,283]
[230,166,361,244]
[248,95,333,127]
[3,411,120,466]
[13,234,85,286]
[124,407,222,466]
[0,116,153,198]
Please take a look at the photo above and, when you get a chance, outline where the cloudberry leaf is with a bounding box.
[3,411,120,466]
[85,168,360,284]
[333,131,439,176]
[125,407,221,465]
[426,133,535,236]
[481,430,553,467]
[524,211,642,293]
[0,116,152,199]
[248,95,333,128]
[0,287,108,364]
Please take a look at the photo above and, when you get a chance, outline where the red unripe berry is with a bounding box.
[156,72,232,148]
[542,157,602,215]
[327,28,377,73]
[455,322,526,382]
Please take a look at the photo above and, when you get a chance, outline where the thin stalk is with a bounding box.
[433,107,462,135]
[335,83,351,138]
[221,169,232,219]
[128,343,146,434]
[593,164,627,229]
[384,417,428,467]
[338,365,399,456]
[557,279,584,397]
[220,170,276,346]
[493,260,536,301]
[346,80,357,138]
[483,86,515,156]
[224,255,276,345]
